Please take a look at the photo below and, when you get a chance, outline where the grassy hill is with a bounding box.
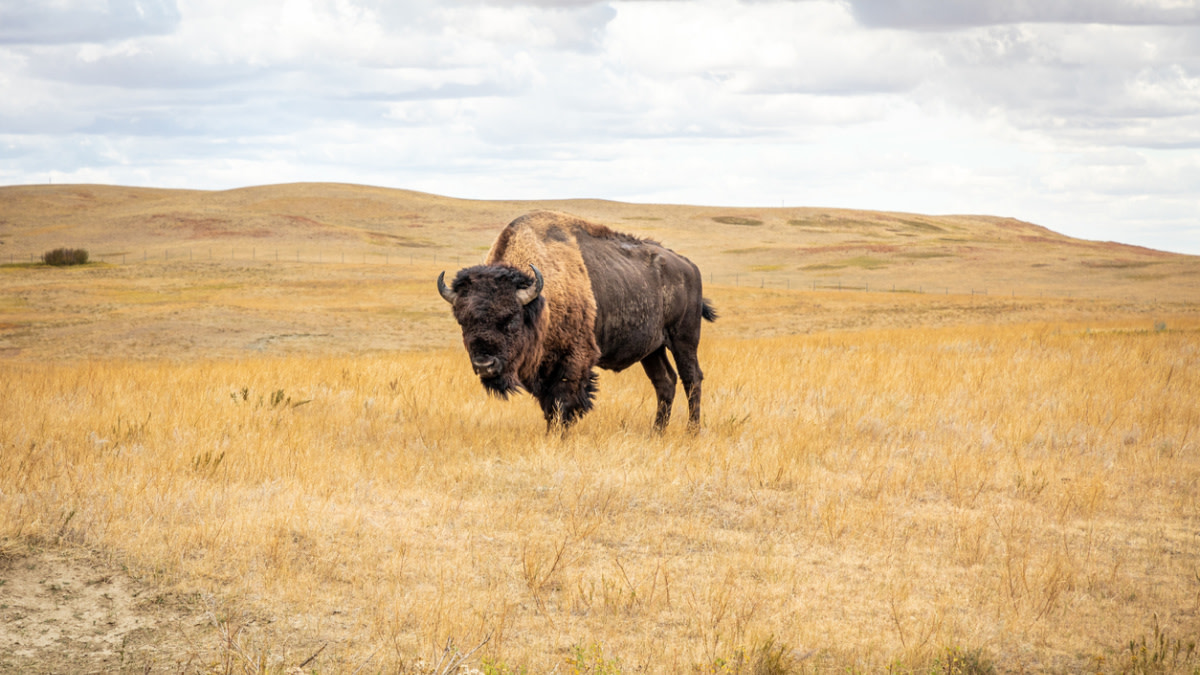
[2,182,1197,360]
[2,182,1194,294]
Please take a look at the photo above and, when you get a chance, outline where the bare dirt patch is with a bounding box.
[0,547,216,674]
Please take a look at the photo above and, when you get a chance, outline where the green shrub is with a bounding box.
[42,248,89,266]
[566,642,622,674]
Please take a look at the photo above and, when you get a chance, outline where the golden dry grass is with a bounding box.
[3,320,1199,673]
[3,183,1200,673]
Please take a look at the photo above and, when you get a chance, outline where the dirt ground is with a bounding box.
[0,546,220,674]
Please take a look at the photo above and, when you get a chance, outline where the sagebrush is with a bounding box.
[41,247,89,266]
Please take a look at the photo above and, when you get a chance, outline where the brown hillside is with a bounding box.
[3,182,1195,294]
[2,182,1198,360]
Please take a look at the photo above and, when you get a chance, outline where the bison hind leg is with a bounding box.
[539,369,599,432]
[669,339,704,432]
[640,346,677,432]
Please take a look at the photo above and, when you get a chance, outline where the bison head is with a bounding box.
[438,264,545,397]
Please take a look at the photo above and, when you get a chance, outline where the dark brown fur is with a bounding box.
[441,211,715,430]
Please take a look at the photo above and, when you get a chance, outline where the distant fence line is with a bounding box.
[4,248,1155,302]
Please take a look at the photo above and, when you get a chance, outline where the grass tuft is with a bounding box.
[1116,617,1199,675]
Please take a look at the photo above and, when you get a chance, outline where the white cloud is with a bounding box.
[1,0,1199,254]
[608,1,934,95]
[846,0,1200,29]
[0,0,182,45]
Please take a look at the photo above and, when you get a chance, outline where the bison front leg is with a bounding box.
[537,369,599,432]
[640,346,677,431]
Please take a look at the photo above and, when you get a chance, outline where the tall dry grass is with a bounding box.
[2,319,1198,673]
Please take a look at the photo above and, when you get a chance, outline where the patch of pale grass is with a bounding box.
[2,320,1199,672]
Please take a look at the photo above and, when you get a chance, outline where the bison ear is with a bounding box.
[437,271,458,304]
[515,264,544,306]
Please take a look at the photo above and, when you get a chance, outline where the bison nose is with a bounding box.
[471,356,499,376]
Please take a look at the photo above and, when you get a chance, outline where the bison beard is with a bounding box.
[438,211,714,431]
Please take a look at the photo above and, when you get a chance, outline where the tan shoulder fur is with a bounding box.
[486,212,600,358]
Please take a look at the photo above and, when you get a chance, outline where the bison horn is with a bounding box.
[437,271,457,304]
[515,264,543,306]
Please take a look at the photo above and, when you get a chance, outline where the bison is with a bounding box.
[437,211,716,431]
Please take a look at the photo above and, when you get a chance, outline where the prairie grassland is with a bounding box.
[7,182,1200,310]
[2,319,1198,673]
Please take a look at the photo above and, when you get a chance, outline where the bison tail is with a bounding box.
[701,299,717,322]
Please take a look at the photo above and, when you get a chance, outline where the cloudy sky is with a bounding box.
[2,0,1199,254]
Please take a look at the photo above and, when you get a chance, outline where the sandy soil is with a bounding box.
[0,547,220,674]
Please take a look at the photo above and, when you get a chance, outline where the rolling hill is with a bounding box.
[1,182,1198,360]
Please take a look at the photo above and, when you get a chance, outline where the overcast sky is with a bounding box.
[2,0,1198,254]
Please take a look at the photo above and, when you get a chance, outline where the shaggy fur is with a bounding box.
[446,265,546,399]
[442,211,715,430]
